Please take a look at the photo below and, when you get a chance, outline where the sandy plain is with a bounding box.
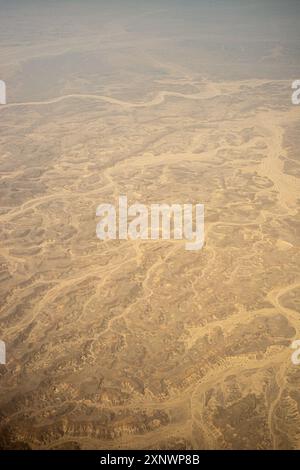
[0,0,300,450]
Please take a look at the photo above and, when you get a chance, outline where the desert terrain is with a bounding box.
[0,0,300,450]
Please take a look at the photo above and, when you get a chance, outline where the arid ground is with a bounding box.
[0,0,300,449]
